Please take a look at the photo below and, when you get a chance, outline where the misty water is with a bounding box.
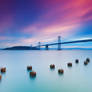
[0,50,92,92]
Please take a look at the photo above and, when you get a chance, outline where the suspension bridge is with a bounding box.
[34,36,92,50]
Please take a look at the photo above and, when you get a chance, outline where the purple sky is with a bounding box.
[0,0,92,48]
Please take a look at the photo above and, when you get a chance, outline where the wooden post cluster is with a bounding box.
[50,64,55,69]
[0,67,6,80]
[84,58,90,65]
[50,64,64,75]
[27,65,36,78]
[67,63,72,67]
[27,66,32,71]
[49,58,91,76]
[30,71,36,77]
[58,69,64,74]
[75,59,79,63]
[1,67,6,73]
[0,75,2,80]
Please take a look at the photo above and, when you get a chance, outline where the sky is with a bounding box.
[0,0,92,48]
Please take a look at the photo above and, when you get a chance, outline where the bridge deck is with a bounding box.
[39,39,92,47]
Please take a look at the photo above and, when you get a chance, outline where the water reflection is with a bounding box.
[29,75,36,80]
[0,79,2,83]
[49,68,55,71]
[58,72,64,76]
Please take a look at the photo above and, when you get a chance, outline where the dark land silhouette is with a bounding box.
[3,46,39,50]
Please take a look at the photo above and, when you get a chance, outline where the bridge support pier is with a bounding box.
[45,45,49,50]
[38,42,41,50]
[58,43,61,50]
[58,36,61,50]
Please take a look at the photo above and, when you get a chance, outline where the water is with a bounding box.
[0,50,92,92]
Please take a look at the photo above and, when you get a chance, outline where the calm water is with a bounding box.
[0,50,92,92]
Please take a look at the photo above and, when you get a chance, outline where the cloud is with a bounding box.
[0,0,92,47]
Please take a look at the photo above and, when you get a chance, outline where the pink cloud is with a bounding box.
[20,0,92,46]
[22,0,92,33]
[1,0,91,47]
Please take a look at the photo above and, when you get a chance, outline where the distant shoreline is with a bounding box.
[0,45,92,50]
[2,46,40,50]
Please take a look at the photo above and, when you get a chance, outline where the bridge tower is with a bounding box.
[38,42,41,49]
[45,44,49,50]
[58,36,61,50]
[30,44,32,47]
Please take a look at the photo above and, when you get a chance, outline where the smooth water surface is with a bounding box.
[0,50,92,92]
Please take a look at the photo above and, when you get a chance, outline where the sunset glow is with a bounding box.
[0,0,92,48]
